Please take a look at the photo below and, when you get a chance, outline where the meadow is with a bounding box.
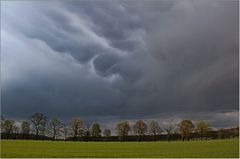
[1,138,239,158]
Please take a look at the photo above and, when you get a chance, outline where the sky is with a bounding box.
[1,0,239,130]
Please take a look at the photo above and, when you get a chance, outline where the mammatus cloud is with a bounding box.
[1,1,238,128]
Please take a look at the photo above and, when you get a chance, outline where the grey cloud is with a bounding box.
[1,0,238,128]
[93,53,121,77]
[2,2,117,63]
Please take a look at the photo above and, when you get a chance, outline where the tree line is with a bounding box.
[1,113,239,142]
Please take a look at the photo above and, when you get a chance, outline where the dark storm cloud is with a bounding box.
[1,1,238,126]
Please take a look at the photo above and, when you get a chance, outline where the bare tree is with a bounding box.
[91,123,101,141]
[49,117,63,140]
[62,123,69,141]
[30,113,47,138]
[149,120,162,141]
[164,124,174,142]
[1,115,5,133]
[70,117,83,141]
[21,121,30,139]
[133,120,148,142]
[83,123,91,142]
[196,121,210,140]
[178,120,194,141]
[39,116,48,138]
[103,129,111,137]
[13,125,19,134]
[116,121,130,141]
[103,129,111,141]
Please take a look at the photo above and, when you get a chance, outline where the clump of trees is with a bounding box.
[2,119,17,139]
[1,113,239,142]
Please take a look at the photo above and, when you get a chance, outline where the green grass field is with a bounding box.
[1,139,239,158]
